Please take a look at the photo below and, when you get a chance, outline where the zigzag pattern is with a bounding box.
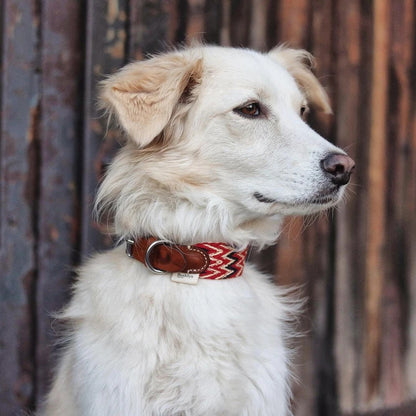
[195,243,248,280]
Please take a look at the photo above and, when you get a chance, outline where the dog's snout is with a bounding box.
[321,153,355,186]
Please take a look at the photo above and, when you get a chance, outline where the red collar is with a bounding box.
[126,237,248,284]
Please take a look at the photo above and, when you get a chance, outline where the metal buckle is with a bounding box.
[144,240,171,274]
[125,239,135,257]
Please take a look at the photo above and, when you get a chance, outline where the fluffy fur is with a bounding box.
[42,45,350,416]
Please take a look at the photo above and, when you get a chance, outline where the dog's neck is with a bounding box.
[118,200,283,250]
[96,148,284,249]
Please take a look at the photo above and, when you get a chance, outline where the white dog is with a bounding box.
[42,45,354,416]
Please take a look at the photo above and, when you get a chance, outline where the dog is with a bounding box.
[42,45,354,416]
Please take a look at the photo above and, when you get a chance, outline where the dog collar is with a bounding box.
[125,237,248,284]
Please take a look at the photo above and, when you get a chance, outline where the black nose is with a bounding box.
[321,153,355,186]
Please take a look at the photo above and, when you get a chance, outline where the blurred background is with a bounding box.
[1,0,415,415]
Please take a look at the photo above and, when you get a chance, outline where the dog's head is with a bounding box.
[98,46,354,246]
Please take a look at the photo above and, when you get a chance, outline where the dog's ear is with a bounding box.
[268,47,332,114]
[100,51,203,147]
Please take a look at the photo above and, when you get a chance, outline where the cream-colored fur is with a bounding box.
[42,45,349,416]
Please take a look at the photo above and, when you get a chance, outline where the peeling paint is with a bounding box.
[106,28,115,42]
[26,98,40,143]
[49,226,59,242]
[105,39,125,59]
[6,7,23,38]
[119,10,127,22]
[90,119,104,134]
[93,64,103,75]
[106,0,120,25]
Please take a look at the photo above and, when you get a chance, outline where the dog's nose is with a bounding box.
[321,153,355,186]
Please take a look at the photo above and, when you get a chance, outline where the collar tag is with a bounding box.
[171,272,200,285]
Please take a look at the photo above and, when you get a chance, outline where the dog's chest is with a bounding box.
[69,251,290,415]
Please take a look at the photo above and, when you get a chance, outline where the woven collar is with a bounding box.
[193,242,248,279]
[125,238,248,282]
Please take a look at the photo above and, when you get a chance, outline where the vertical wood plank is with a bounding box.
[229,0,250,46]
[248,0,268,50]
[381,0,414,406]
[334,0,363,412]
[220,0,231,46]
[81,0,128,256]
[278,0,310,48]
[36,0,84,402]
[364,0,390,405]
[405,0,416,392]
[406,79,416,398]
[0,0,39,413]
[186,0,205,42]
[203,0,222,44]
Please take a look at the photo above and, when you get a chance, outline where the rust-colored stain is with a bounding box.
[106,28,115,42]
[93,64,103,76]
[107,0,120,25]
[6,6,22,38]
[105,34,126,60]
[90,119,104,135]
[49,226,59,242]
[26,101,40,143]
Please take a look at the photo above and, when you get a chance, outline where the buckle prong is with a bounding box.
[125,239,134,257]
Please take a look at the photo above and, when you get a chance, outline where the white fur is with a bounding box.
[42,45,348,416]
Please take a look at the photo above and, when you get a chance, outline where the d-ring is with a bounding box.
[144,240,172,274]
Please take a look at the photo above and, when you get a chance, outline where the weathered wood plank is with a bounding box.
[129,0,178,60]
[248,0,268,50]
[402,0,416,401]
[229,0,250,46]
[81,0,128,256]
[203,0,221,44]
[0,0,39,413]
[407,92,416,398]
[334,0,363,412]
[186,0,205,42]
[364,0,390,405]
[35,0,84,403]
[219,0,231,46]
[381,0,414,406]
[278,0,310,48]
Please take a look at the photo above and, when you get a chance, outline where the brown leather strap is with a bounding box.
[126,237,210,274]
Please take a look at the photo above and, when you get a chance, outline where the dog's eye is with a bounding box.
[300,105,309,118]
[234,102,261,118]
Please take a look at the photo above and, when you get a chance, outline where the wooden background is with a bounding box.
[1,0,415,415]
